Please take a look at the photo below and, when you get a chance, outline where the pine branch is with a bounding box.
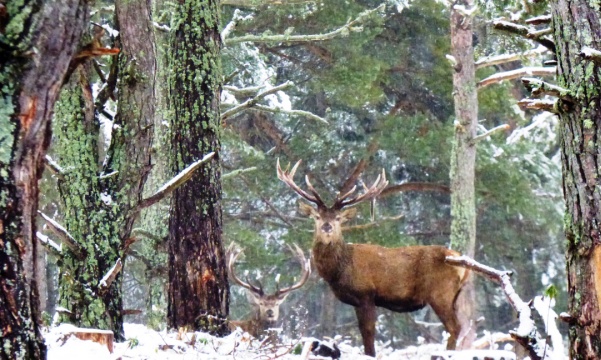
[478,66,555,89]
[471,124,510,144]
[445,255,550,360]
[521,77,573,101]
[518,98,558,113]
[492,19,555,52]
[36,232,62,257]
[98,259,123,295]
[221,81,294,121]
[580,46,601,65]
[38,211,84,258]
[136,152,215,210]
[225,4,384,45]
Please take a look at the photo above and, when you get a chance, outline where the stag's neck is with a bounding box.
[312,238,351,283]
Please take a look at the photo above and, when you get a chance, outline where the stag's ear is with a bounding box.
[298,201,318,218]
[340,207,357,222]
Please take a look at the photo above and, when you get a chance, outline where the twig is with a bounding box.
[580,46,601,65]
[98,258,123,294]
[471,124,510,144]
[225,4,385,45]
[38,211,84,258]
[478,66,555,89]
[221,82,294,121]
[445,255,550,360]
[136,152,215,210]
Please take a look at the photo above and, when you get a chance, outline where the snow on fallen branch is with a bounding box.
[98,258,123,294]
[136,152,215,211]
[225,4,385,45]
[38,211,83,258]
[445,255,553,360]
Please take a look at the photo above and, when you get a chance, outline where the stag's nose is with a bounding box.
[266,309,274,318]
[321,223,333,233]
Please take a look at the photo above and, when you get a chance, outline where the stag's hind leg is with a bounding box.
[430,299,463,350]
[354,304,377,357]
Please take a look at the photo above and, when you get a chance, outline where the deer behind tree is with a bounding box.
[277,159,470,357]
[227,244,310,338]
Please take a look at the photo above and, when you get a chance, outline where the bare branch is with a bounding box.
[378,182,450,198]
[492,19,555,52]
[221,0,314,6]
[518,98,558,113]
[136,152,215,210]
[223,166,258,179]
[36,232,62,257]
[521,77,573,101]
[478,66,555,89]
[252,104,328,124]
[223,84,265,97]
[475,47,547,69]
[221,81,294,121]
[525,14,551,25]
[580,46,601,65]
[131,228,165,243]
[38,211,83,258]
[445,255,550,360]
[471,124,510,144]
[225,4,385,45]
[98,259,123,294]
[44,155,65,178]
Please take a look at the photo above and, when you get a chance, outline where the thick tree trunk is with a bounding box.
[52,0,157,340]
[449,0,478,349]
[167,0,230,334]
[551,1,601,358]
[0,1,87,358]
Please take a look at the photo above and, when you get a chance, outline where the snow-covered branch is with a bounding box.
[471,124,510,144]
[475,47,547,69]
[525,14,552,25]
[445,255,551,360]
[221,9,242,43]
[223,84,265,97]
[478,66,555,89]
[252,104,328,124]
[518,98,557,113]
[221,81,294,121]
[580,46,601,65]
[136,152,216,211]
[521,77,573,101]
[36,232,62,257]
[492,19,555,52]
[44,155,65,177]
[38,211,83,258]
[225,4,385,45]
[98,259,123,294]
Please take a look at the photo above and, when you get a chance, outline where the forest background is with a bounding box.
[3,0,575,357]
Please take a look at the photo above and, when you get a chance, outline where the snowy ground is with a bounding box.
[44,323,502,360]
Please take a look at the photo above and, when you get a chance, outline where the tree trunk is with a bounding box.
[449,0,478,349]
[550,1,601,358]
[167,0,230,334]
[0,1,87,358]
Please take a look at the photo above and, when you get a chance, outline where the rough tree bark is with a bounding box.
[0,1,87,358]
[550,0,601,358]
[167,0,230,334]
[51,0,156,340]
[449,0,477,348]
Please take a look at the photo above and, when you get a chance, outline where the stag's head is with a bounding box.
[228,244,311,324]
[277,159,388,244]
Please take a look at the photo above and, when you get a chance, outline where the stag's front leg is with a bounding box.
[354,303,377,357]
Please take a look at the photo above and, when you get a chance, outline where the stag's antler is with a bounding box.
[275,243,311,297]
[334,168,388,209]
[277,159,326,208]
[228,248,264,296]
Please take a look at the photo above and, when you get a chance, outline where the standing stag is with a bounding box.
[277,159,470,357]
[228,244,311,338]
